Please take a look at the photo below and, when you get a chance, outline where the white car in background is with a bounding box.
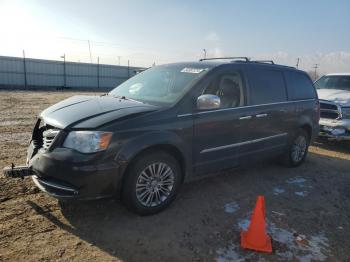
[315,73,350,141]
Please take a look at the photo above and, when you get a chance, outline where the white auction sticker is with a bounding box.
[181,68,207,74]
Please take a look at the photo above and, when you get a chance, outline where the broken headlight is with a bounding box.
[341,107,350,119]
[63,131,113,153]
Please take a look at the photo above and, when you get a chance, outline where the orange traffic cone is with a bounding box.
[240,195,272,253]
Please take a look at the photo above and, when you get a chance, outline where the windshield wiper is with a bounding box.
[110,95,144,104]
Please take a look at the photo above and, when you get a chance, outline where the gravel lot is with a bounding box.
[0,91,349,262]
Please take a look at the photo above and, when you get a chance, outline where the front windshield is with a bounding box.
[315,75,350,91]
[109,64,209,106]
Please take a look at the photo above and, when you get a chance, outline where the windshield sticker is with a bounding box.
[181,68,207,74]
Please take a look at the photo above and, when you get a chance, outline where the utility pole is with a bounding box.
[118,56,121,66]
[60,54,66,89]
[296,57,300,69]
[88,40,92,63]
[22,50,27,88]
[203,49,207,59]
[97,56,100,89]
[313,64,319,81]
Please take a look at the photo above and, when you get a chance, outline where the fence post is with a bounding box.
[64,56,66,88]
[23,50,27,88]
[97,57,100,89]
[127,60,130,78]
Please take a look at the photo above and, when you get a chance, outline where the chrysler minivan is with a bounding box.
[4,58,319,215]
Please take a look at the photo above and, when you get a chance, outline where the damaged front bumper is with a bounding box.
[32,175,79,197]
[3,117,123,200]
[3,141,121,200]
[319,118,350,141]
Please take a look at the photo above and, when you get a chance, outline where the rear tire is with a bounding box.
[122,151,182,215]
[280,128,310,167]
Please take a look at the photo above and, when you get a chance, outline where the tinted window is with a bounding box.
[202,71,245,108]
[285,71,316,100]
[248,69,287,105]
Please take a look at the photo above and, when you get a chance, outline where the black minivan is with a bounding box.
[4,58,319,215]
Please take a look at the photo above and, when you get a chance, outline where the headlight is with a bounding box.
[341,107,350,118]
[63,131,113,153]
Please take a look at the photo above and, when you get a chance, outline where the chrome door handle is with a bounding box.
[256,113,268,118]
[239,116,252,120]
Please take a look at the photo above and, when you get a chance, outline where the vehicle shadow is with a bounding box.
[26,149,350,262]
[26,162,278,261]
[26,172,245,262]
[313,138,349,154]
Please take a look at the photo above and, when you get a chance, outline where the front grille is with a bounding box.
[42,129,60,150]
[320,101,341,119]
[320,111,339,119]
[32,119,60,151]
[320,102,337,110]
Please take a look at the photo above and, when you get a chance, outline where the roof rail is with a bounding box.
[199,57,250,62]
[252,60,275,64]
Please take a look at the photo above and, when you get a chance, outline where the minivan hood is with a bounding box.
[317,89,350,107]
[40,95,158,129]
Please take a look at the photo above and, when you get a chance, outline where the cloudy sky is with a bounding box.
[0,0,349,74]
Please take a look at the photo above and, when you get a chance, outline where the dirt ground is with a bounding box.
[0,91,349,262]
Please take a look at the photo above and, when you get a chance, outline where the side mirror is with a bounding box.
[197,94,221,110]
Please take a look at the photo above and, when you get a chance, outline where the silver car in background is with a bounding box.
[315,73,350,140]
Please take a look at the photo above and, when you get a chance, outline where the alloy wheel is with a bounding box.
[291,135,307,163]
[136,162,175,207]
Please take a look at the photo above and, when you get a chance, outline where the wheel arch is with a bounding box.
[114,132,192,197]
[296,114,315,142]
[124,144,186,180]
[300,123,312,140]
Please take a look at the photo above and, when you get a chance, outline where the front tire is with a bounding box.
[122,151,182,215]
[281,128,310,167]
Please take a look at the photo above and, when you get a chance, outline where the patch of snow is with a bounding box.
[273,187,286,195]
[286,177,307,184]
[298,184,313,189]
[270,221,329,261]
[295,191,308,197]
[216,242,248,262]
[224,202,240,214]
[268,219,329,261]
[237,218,250,231]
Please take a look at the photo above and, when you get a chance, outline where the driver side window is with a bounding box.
[202,72,245,108]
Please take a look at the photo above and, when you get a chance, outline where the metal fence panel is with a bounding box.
[0,72,24,85]
[0,55,144,90]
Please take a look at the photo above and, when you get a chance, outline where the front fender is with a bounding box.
[113,131,192,194]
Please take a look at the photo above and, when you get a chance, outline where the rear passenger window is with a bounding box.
[247,69,287,105]
[285,71,316,100]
